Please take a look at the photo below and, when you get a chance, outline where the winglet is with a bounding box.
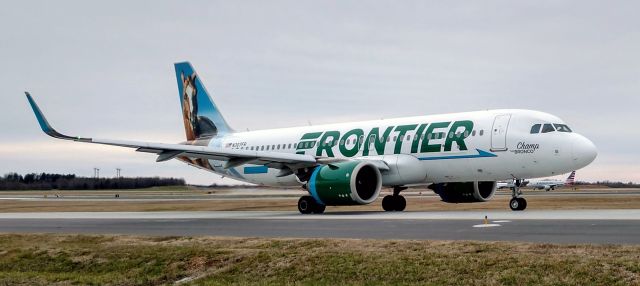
[25,92,89,141]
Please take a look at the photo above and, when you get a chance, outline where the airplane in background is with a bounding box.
[25,62,597,213]
[497,180,530,189]
[528,171,577,191]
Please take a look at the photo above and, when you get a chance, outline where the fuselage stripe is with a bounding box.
[243,166,269,174]
[418,149,497,161]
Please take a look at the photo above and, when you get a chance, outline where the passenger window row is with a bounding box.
[228,129,486,152]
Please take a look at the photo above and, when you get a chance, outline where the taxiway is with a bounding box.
[1,210,638,244]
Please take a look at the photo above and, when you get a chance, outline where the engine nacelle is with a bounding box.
[430,181,497,203]
[308,161,382,206]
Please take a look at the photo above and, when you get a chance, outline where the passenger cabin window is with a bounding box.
[541,123,555,133]
[530,124,541,134]
[554,124,572,132]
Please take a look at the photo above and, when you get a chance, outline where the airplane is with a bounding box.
[25,62,598,213]
[528,171,576,191]
[497,180,529,189]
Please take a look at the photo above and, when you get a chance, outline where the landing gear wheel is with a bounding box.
[312,203,326,214]
[298,196,314,214]
[382,195,395,211]
[518,197,527,210]
[509,198,520,211]
[394,196,406,211]
[298,196,325,214]
[382,195,407,212]
[509,197,527,211]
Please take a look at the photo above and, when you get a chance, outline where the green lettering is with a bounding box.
[362,126,394,156]
[411,123,428,153]
[316,131,340,157]
[394,124,418,154]
[339,129,364,157]
[444,120,474,151]
[421,122,451,153]
[296,132,322,154]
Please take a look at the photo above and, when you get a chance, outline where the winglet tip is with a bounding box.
[24,92,53,134]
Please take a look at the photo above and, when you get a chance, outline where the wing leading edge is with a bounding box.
[25,92,317,168]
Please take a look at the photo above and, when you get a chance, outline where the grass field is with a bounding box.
[1,186,640,212]
[2,193,640,212]
[0,234,638,285]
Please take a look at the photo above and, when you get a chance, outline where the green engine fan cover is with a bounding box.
[308,161,380,206]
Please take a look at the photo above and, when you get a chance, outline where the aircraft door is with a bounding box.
[491,114,511,151]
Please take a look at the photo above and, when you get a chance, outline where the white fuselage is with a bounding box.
[528,180,565,190]
[197,109,597,187]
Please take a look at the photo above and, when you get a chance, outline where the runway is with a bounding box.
[1,210,639,244]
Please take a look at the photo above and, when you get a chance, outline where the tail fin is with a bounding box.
[565,171,576,185]
[174,62,233,140]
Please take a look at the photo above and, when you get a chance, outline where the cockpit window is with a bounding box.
[554,124,572,132]
[530,124,541,134]
[541,123,555,133]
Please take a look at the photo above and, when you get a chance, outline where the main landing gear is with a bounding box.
[382,186,407,212]
[509,179,527,211]
[298,196,326,214]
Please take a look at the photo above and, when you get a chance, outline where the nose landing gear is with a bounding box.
[509,179,527,211]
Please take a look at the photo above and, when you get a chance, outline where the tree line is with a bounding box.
[0,173,185,190]
[578,181,640,188]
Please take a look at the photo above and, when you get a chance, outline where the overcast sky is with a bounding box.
[1,1,638,185]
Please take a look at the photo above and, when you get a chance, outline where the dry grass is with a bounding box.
[1,194,640,212]
[0,234,639,285]
[1,187,639,212]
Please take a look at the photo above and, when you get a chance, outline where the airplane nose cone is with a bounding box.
[572,134,597,169]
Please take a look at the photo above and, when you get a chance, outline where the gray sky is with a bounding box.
[1,1,638,185]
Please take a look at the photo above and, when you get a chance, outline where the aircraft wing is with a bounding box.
[25,93,318,168]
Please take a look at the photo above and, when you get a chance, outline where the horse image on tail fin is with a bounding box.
[175,62,235,170]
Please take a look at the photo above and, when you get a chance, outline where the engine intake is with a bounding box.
[309,161,382,205]
[430,181,497,203]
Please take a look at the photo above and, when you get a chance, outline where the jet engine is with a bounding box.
[308,161,382,205]
[430,181,497,203]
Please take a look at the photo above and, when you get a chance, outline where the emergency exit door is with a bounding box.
[491,114,511,151]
